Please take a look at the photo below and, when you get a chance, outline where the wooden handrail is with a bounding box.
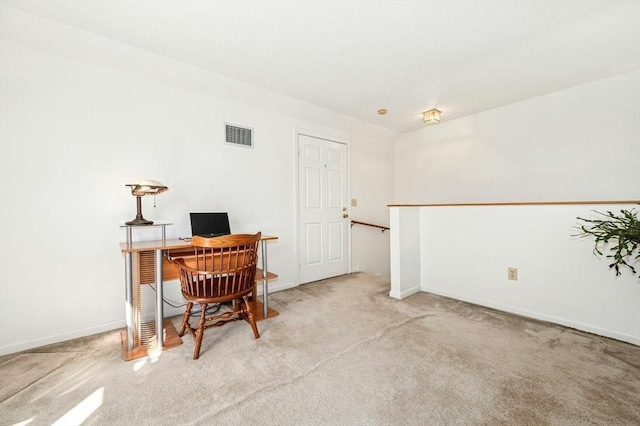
[351,220,390,233]
[388,200,640,207]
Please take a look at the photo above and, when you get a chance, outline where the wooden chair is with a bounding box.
[170,233,261,359]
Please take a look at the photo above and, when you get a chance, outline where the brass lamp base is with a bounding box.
[125,195,154,226]
[125,216,154,226]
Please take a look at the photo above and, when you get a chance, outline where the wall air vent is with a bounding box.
[225,123,254,148]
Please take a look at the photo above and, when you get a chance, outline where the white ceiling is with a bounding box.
[4,0,639,133]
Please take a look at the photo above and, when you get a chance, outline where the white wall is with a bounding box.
[350,135,394,277]
[412,203,639,344]
[395,70,640,203]
[0,6,397,355]
[392,70,640,345]
[389,207,421,299]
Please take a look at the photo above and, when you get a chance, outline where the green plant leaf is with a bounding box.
[574,207,640,276]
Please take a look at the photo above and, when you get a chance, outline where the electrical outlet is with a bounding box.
[508,267,518,281]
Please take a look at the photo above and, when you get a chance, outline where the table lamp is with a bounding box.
[125,180,168,225]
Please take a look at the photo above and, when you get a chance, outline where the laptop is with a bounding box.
[190,212,231,238]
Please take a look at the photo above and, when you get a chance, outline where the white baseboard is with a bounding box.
[389,286,421,300]
[0,319,125,356]
[0,281,322,356]
[255,280,297,296]
[421,286,640,346]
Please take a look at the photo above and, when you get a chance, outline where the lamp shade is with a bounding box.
[125,180,168,196]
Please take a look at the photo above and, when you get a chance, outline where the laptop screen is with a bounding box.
[190,212,231,238]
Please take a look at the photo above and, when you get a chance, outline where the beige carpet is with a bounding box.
[1,273,639,425]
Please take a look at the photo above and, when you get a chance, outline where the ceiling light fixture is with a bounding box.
[423,109,441,124]
[378,109,387,115]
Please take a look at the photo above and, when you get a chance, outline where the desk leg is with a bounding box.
[261,240,268,318]
[155,248,164,349]
[124,252,134,351]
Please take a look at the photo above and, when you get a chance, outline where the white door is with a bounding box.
[298,134,349,284]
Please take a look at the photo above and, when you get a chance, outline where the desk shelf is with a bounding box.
[121,320,182,361]
[249,300,279,321]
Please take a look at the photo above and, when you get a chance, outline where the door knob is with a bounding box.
[343,213,349,218]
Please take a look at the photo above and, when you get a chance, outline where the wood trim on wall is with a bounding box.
[388,200,640,207]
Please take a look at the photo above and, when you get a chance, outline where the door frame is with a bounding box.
[293,128,351,285]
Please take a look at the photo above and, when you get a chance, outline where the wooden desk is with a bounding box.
[120,235,278,361]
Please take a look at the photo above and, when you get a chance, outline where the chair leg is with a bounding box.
[243,296,260,339]
[250,281,257,301]
[193,303,207,360]
[179,302,193,337]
